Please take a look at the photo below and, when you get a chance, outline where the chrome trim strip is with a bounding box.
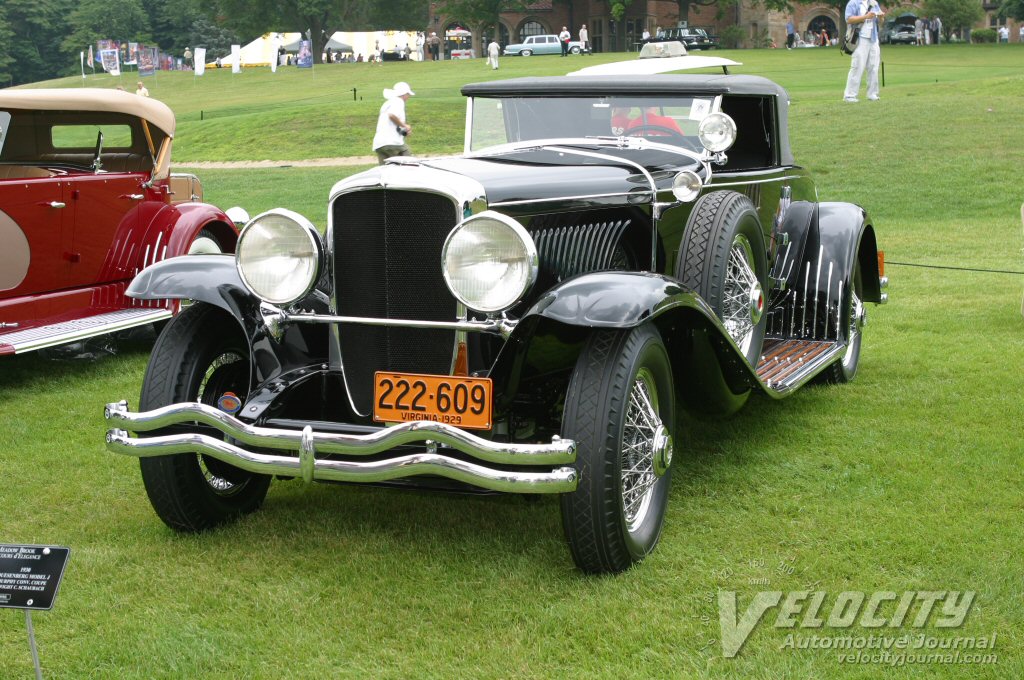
[106,429,577,494]
[488,190,649,207]
[104,401,576,465]
[285,313,516,338]
[708,174,805,188]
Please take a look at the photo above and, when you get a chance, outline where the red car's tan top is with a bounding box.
[0,88,176,137]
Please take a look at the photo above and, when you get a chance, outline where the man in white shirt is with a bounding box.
[372,82,415,164]
[998,25,1009,43]
[487,39,500,69]
[579,24,590,54]
[843,0,884,103]
[558,27,571,56]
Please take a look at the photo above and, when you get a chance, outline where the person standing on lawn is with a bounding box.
[559,27,571,56]
[487,39,500,69]
[372,82,415,164]
[786,20,797,49]
[843,0,884,103]
[579,24,590,54]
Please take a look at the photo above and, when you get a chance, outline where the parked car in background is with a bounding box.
[504,34,583,56]
[646,26,719,50]
[106,55,886,574]
[885,25,917,44]
[0,89,240,356]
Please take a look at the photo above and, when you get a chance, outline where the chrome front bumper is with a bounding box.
[104,401,578,494]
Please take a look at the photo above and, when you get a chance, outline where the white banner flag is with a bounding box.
[99,49,120,76]
[231,44,241,73]
[270,36,281,73]
[194,47,206,76]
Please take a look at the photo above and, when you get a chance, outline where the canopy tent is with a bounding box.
[324,33,353,53]
[208,30,420,66]
[212,33,299,67]
[331,31,419,60]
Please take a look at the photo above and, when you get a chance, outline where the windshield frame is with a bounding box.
[465,93,722,155]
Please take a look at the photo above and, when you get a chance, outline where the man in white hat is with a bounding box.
[372,82,415,164]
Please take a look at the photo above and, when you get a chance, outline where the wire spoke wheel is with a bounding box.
[620,368,661,530]
[677,190,768,366]
[721,234,763,355]
[560,324,675,574]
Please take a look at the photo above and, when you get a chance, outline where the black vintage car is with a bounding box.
[646,26,719,50]
[106,62,886,574]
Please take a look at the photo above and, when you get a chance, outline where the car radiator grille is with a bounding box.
[530,218,633,281]
[331,189,459,414]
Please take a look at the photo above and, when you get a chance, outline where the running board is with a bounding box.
[756,339,844,393]
[0,308,172,355]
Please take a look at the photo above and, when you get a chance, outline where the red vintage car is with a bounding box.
[0,89,240,355]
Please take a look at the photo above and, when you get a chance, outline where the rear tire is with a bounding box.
[677,191,768,366]
[521,49,533,57]
[560,324,675,574]
[138,303,270,532]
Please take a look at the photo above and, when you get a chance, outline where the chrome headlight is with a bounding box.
[236,209,322,305]
[442,211,537,313]
[697,112,737,153]
[671,170,703,202]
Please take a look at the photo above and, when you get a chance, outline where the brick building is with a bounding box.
[428,1,1022,55]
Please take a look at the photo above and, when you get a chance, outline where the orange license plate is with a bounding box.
[373,372,493,430]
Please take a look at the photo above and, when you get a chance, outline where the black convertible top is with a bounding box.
[462,74,795,167]
[461,74,787,98]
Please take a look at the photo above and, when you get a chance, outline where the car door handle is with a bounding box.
[122,194,145,200]
[41,201,66,208]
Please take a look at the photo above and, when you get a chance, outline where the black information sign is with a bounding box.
[0,544,70,611]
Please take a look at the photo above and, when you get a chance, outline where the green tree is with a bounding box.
[0,6,14,87]
[2,0,72,85]
[925,0,984,40]
[188,15,242,61]
[63,0,153,56]
[998,0,1024,21]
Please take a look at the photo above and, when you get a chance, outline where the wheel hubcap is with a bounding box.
[621,368,665,532]
[722,234,761,354]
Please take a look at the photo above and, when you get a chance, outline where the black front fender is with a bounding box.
[126,254,258,323]
[523,271,717,328]
[126,255,329,386]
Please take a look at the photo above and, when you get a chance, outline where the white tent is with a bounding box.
[334,31,420,60]
[212,32,301,67]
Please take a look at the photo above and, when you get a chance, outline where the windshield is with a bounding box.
[468,95,716,152]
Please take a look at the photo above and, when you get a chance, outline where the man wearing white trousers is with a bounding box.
[843,0,884,102]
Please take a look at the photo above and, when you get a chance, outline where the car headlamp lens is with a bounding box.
[671,170,703,202]
[697,112,737,153]
[236,209,322,305]
[443,211,537,313]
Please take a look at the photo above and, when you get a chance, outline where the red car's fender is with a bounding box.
[128,199,239,276]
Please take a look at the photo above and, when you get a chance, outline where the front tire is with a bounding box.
[521,49,533,57]
[560,324,675,574]
[138,303,270,532]
[676,191,769,365]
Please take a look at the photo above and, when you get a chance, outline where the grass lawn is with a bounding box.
[2,45,1023,678]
